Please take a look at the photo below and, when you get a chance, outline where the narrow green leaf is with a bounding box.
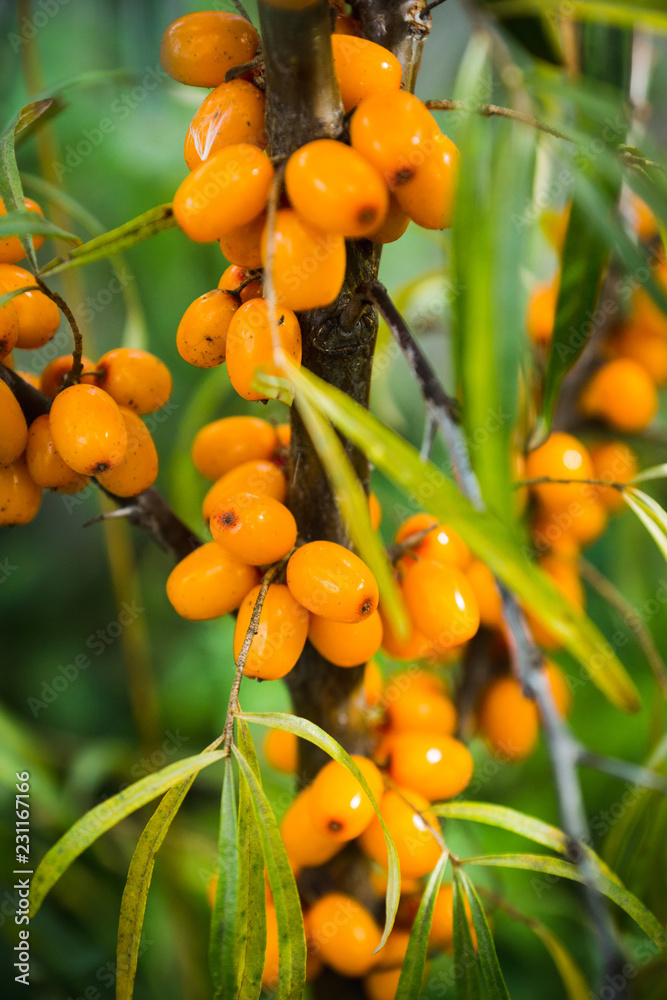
[291,365,641,712]
[0,211,81,244]
[453,869,484,1000]
[631,465,667,485]
[30,749,227,916]
[624,490,667,564]
[490,0,667,32]
[395,851,449,1000]
[531,922,591,1000]
[239,711,401,949]
[38,204,176,276]
[0,100,54,269]
[458,869,511,1000]
[0,286,40,310]
[234,721,267,1000]
[209,758,240,998]
[460,854,664,945]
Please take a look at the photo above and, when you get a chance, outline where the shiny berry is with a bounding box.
[160,11,259,88]
[176,289,238,368]
[308,609,383,667]
[166,541,259,621]
[395,513,470,570]
[233,582,309,679]
[589,440,638,513]
[0,263,60,349]
[0,379,28,466]
[359,785,442,879]
[394,132,460,230]
[525,432,594,515]
[350,91,439,188]
[308,892,382,977]
[39,353,96,398]
[0,195,45,263]
[264,726,298,774]
[579,358,658,433]
[262,208,346,312]
[0,454,41,524]
[95,347,172,414]
[49,384,128,475]
[280,788,343,869]
[388,732,473,802]
[331,34,402,111]
[402,560,480,647]
[184,80,266,170]
[287,541,379,623]
[192,415,278,481]
[218,264,262,303]
[211,491,297,565]
[307,755,384,841]
[25,414,80,489]
[95,407,158,497]
[202,459,286,522]
[226,298,302,401]
[219,211,266,270]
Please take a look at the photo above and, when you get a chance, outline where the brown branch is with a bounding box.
[425,98,575,143]
[225,55,264,83]
[35,277,83,386]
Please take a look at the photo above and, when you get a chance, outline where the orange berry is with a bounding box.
[374,929,411,972]
[589,440,638,513]
[280,788,343,868]
[308,892,382,977]
[525,432,594,515]
[184,80,266,171]
[264,726,298,774]
[526,276,559,346]
[388,732,473,802]
[225,298,302,401]
[379,608,437,662]
[191,415,278,481]
[532,497,607,551]
[359,786,442,879]
[307,755,384,841]
[477,675,538,760]
[364,967,402,1000]
[385,682,457,737]
[579,358,658,433]
[394,132,460,230]
[0,454,41,524]
[0,196,45,263]
[262,902,280,991]
[369,491,382,530]
[285,139,389,238]
[39,353,96,398]
[262,208,346,312]
[0,379,28,465]
[308,610,383,667]
[628,193,658,242]
[95,347,172,414]
[609,323,667,386]
[49,384,127,475]
[219,211,266,270]
[202,460,286,521]
[367,193,410,245]
[429,883,455,950]
[25,414,80,489]
[331,34,401,111]
[0,298,19,359]
[176,289,238,368]
[160,11,259,88]
[211,492,297,565]
[275,422,290,449]
[364,658,384,707]
[465,560,504,630]
[233,582,308,679]
[350,91,440,188]
[395,513,470,570]
[0,263,60,349]
[166,541,259,621]
[218,264,262,302]
[173,145,274,243]
[630,263,667,337]
[95,407,158,497]
[54,472,89,495]
[14,370,40,389]
[540,551,585,608]
[287,540,379,623]
[402,560,480,646]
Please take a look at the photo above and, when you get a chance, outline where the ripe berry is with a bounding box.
[261,208,346,312]
[331,34,402,111]
[160,11,259,88]
[39,353,96,398]
[388,732,473,802]
[308,892,382,977]
[526,276,558,346]
[233,582,308,679]
[629,193,658,242]
[369,491,382,530]
[225,298,302,401]
[191,415,278,481]
[49,384,127,475]
[25,414,80,489]
[280,789,343,869]
[533,496,607,551]
[589,440,638,513]
[95,347,172,414]
[173,145,274,243]
[308,609,383,667]
[95,408,158,497]
[0,196,45,263]
[394,132,460,230]
[379,608,438,662]
[307,755,384,841]
[374,928,411,971]
[631,263,667,337]
[176,289,238,368]
[359,786,442,879]
[285,139,389,238]
[264,726,298,774]
[218,264,262,303]
[395,513,470,570]
[579,358,658,433]
[385,680,457,736]
[184,80,267,170]
[286,540,379,623]
[364,658,384,706]
[525,432,594,515]
[609,323,667,385]
[0,455,41,524]
[364,967,403,1000]
[429,884,454,950]
[477,663,570,760]
[0,263,60,349]
[202,460,286,521]
[166,541,259,621]
[465,560,504,630]
[0,379,28,466]
[350,91,440,188]
[402,560,480,647]
[211,492,297,565]
[0,297,19,359]
[367,194,410,245]
[262,902,280,991]
[219,212,266,270]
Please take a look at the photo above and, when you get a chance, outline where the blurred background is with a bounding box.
[1,1,666,997]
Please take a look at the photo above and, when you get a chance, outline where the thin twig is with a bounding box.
[230,0,253,22]
[386,524,437,563]
[425,98,575,144]
[420,411,438,461]
[35,277,83,386]
[225,54,264,82]
[516,475,626,492]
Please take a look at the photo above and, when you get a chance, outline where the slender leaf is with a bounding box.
[458,869,511,1000]
[0,211,81,244]
[30,749,227,916]
[209,758,240,999]
[0,286,41,310]
[239,711,401,949]
[234,721,267,1000]
[631,465,667,485]
[453,869,484,1000]
[490,0,667,31]
[531,922,591,1000]
[624,490,667,563]
[0,100,54,269]
[395,851,449,1000]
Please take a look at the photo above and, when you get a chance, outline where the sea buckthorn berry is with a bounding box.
[166,541,259,620]
[589,441,638,513]
[202,460,286,521]
[579,358,658,433]
[307,756,384,842]
[176,289,238,368]
[388,732,473,802]
[369,491,382,530]
[367,194,410,245]
[402,560,480,647]
[631,262,667,337]
[211,492,297,565]
[160,11,259,88]
[308,893,382,977]
[264,726,298,774]
[262,208,346,312]
[609,323,667,386]
[533,496,607,551]
[0,455,41,524]
[54,472,90,495]
[49,384,127,475]
[364,967,402,1000]
[350,91,440,188]
[285,139,389,238]
[394,132,460,230]
[395,513,470,570]
[226,298,302,401]
[526,276,559,346]
[233,582,308,679]
[385,681,457,737]
[0,298,19,359]
[359,786,441,879]
[0,264,60,349]
[331,34,401,111]
[628,192,658,242]
[364,658,383,706]
[379,608,437,662]
[540,552,585,609]
[173,145,274,243]
[374,929,411,972]
[525,432,594,515]
[184,80,267,171]
[95,347,172,414]
[0,196,44,263]
[25,414,80,489]
[280,789,343,869]
[39,353,96,398]
[465,560,504,630]
[308,609,383,667]
[218,264,262,302]
[95,408,158,497]
[287,541,379,623]
[429,883,454,950]
[219,212,266,270]
[477,663,570,760]
[262,902,280,991]
[192,415,278,481]
[0,379,28,466]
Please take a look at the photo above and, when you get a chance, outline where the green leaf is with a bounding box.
[531,922,591,1000]
[395,851,449,1000]
[453,869,484,1000]
[460,854,664,945]
[234,721,267,1000]
[490,0,667,31]
[30,749,227,917]
[239,711,401,949]
[38,204,176,276]
[0,100,54,270]
[458,869,511,1000]
[0,210,81,244]
[209,758,240,999]
[630,464,667,485]
[291,365,641,713]
[0,286,41,310]
[624,489,667,564]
